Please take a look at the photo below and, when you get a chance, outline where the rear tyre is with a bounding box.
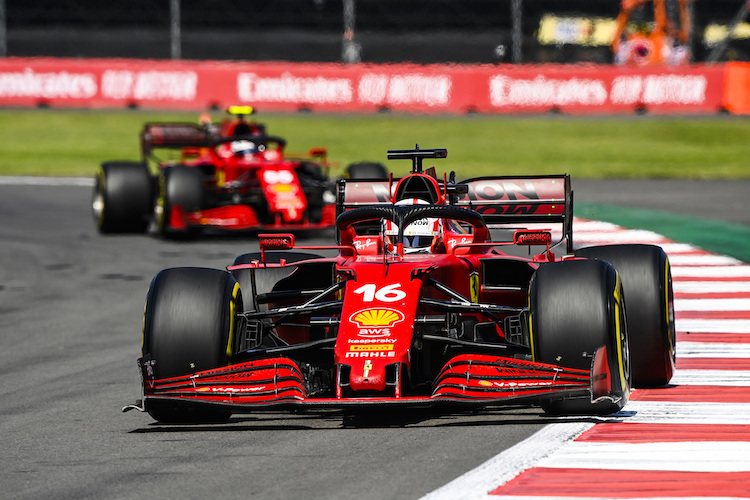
[529,259,630,416]
[345,162,388,179]
[142,267,241,423]
[156,166,204,238]
[93,161,152,233]
[576,244,675,387]
[231,251,323,312]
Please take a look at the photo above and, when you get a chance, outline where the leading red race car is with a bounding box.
[125,147,675,423]
[93,107,387,237]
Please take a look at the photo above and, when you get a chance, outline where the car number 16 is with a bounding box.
[353,283,406,302]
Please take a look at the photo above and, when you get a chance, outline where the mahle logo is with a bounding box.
[350,308,404,328]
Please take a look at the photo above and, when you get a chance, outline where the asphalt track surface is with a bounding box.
[0,178,747,499]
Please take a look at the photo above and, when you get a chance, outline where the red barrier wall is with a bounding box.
[0,57,737,114]
[724,62,750,115]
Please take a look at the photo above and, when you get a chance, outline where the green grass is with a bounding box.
[578,203,750,263]
[1,108,749,178]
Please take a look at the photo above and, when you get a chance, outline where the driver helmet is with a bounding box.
[385,198,441,254]
[230,139,260,158]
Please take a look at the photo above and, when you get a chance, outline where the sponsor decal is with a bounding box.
[358,73,452,107]
[0,68,97,99]
[101,70,197,101]
[348,338,393,344]
[490,75,607,107]
[465,180,540,202]
[611,74,707,105]
[270,184,294,193]
[354,238,378,251]
[262,170,295,184]
[350,308,405,328]
[478,380,551,388]
[350,344,394,352]
[197,386,267,393]
[446,236,473,251]
[237,72,353,104]
[345,351,396,358]
[259,234,294,250]
[363,359,373,378]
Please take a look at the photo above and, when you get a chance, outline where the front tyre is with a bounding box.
[529,259,630,416]
[575,244,675,388]
[142,267,241,423]
[93,161,152,233]
[231,251,323,312]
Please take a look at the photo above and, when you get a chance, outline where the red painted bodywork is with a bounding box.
[146,114,336,232]
[136,157,624,416]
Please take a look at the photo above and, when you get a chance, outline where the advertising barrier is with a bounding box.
[0,57,743,114]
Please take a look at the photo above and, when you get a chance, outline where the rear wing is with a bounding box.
[336,174,573,252]
[140,123,289,162]
[140,123,211,159]
[455,175,570,225]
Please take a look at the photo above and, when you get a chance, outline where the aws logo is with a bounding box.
[350,308,405,328]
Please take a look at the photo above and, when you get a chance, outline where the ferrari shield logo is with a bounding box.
[470,272,479,303]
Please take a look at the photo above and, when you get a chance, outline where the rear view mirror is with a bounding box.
[513,230,551,246]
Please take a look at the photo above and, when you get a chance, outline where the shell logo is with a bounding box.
[350,308,404,327]
[271,184,294,193]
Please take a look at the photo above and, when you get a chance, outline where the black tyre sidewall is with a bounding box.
[142,267,240,423]
[157,165,204,237]
[576,244,675,388]
[143,267,239,379]
[529,259,630,415]
[94,162,152,233]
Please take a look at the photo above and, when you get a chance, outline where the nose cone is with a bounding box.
[348,358,387,392]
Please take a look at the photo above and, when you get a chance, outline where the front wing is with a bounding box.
[125,348,623,414]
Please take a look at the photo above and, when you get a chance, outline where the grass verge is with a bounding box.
[577,203,750,263]
[0,109,749,179]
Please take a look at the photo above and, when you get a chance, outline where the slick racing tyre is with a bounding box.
[576,244,676,388]
[345,162,388,179]
[93,161,152,233]
[529,259,630,416]
[142,267,241,423]
[156,165,204,238]
[231,251,323,313]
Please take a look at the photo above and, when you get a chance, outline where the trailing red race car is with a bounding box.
[125,147,675,423]
[92,106,387,237]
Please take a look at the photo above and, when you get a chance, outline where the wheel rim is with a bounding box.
[92,176,106,228]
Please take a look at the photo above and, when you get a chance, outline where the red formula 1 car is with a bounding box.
[125,147,675,423]
[93,107,386,237]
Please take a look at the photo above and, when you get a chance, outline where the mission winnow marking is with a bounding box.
[422,218,750,500]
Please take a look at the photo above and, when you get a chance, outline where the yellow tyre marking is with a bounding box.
[141,300,147,355]
[527,291,534,360]
[613,273,629,394]
[226,281,241,359]
[664,258,675,355]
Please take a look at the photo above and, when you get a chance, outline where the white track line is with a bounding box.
[420,422,593,500]
[676,319,750,334]
[0,176,94,186]
[423,218,750,500]
[678,342,750,357]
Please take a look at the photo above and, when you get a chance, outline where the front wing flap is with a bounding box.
[132,346,622,414]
